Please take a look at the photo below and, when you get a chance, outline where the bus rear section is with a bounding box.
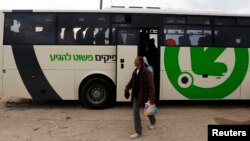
[160,15,250,100]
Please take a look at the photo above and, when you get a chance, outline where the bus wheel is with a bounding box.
[80,78,112,109]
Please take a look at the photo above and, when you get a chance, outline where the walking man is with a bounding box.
[125,56,156,139]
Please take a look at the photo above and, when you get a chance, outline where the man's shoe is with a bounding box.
[148,124,156,130]
[130,133,141,139]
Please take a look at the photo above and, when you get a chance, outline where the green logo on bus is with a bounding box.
[164,46,249,99]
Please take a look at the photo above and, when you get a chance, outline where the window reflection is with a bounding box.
[57,14,109,45]
[164,26,212,46]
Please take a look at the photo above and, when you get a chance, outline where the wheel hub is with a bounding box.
[90,87,104,102]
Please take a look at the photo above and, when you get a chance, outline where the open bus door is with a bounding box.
[116,28,139,102]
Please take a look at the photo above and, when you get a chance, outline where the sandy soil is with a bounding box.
[0,96,250,141]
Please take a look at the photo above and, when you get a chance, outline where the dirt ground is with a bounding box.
[0,96,250,141]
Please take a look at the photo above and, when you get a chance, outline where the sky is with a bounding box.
[1,0,250,14]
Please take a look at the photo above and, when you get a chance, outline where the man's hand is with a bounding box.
[124,90,130,99]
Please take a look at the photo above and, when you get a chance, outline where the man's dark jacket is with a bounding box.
[125,65,155,106]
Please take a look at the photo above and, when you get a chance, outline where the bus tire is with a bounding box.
[79,78,113,109]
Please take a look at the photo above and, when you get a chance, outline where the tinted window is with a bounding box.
[215,27,250,47]
[214,18,235,26]
[237,18,250,26]
[4,13,56,45]
[111,24,132,45]
[164,25,212,46]
[164,16,186,24]
[187,16,211,25]
[117,29,138,45]
[113,14,131,23]
[58,14,110,45]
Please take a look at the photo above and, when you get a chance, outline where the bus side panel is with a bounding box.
[3,70,31,98]
[42,70,75,100]
[35,45,116,70]
[35,45,116,100]
[160,47,187,100]
[116,45,138,102]
[240,49,250,99]
[160,47,241,100]
[241,71,250,99]
[160,71,188,100]
[0,12,4,96]
[3,46,31,98]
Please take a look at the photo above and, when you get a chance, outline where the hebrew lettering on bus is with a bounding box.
[73,54,93,61]
[49,53,116,63]
[95,55,117,63]
[50,53,72,61]
[50,53,93,62]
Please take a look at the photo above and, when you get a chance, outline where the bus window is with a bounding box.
[57,14,110,45]
[187,28,212,46]
[214,18,235,26]
[187,16,211,25]
[83,27,94,44]
[164,25,212,46]
[179,34,191,46]
[164,26,183,46]
[237,18,250,26]
[198,33,212,46]
[113,14,131,24]
[164,16,186,24]
[75,27,87,44]
[117,29,138,45]
[215,27,250,47]
[111,24,132,45]
[61,27,75,44]
[4,13,56,45]
[213,17,250,47]
[95,27,109,44]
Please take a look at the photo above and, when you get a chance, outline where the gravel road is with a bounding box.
[0,96,249,141]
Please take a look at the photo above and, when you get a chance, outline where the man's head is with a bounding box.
[134,56,144,68]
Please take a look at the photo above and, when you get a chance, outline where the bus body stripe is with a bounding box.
[12,45,62,100]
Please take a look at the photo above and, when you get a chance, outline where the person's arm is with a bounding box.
[125,71,134,91]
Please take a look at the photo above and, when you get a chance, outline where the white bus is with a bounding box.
[1,8,250,108]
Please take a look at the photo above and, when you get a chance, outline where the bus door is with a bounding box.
[138,28,160,101]
[116,28,139,102]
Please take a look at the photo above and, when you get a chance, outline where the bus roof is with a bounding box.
[2,7,250,17]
